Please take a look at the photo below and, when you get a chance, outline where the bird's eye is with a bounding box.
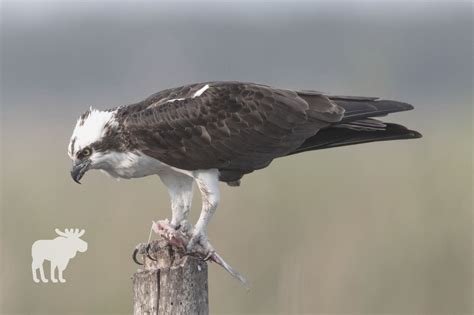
[81,148,92,157]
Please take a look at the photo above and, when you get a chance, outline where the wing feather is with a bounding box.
[120,82,344,176]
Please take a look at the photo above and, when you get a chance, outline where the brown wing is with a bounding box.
[120,82,344,180]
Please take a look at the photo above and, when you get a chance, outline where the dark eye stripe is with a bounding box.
[70,138,77,155]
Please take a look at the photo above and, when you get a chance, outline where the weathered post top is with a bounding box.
[132,239,209,315]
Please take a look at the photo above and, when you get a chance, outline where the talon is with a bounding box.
[204,250,214,261]
[146,243,157,261]
[132,247,143,265]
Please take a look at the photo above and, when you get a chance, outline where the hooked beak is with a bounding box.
[70,159,91,184]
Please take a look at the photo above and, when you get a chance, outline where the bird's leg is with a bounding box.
[135,170,194,263]
[187,169,220,255]
[158,170,194,231]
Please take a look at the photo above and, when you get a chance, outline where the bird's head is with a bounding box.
[68,108,119,183]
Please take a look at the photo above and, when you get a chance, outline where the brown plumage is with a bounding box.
[110,81,420,183]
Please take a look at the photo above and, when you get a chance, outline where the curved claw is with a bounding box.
[203,250,215,261]
[146,243,157,261]
[132,247,144,265]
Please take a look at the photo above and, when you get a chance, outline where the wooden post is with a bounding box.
[132,239,209,315]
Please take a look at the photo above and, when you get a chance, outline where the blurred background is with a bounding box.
[1,0,472,314]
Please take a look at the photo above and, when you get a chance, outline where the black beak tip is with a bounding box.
[71,172,82,184]
[71,160,90,184]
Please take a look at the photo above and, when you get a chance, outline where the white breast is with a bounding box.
[96,151,165,179]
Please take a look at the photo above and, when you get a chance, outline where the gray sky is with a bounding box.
[2,0,472,117]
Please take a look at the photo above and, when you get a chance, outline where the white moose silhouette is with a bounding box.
[31,228,88,283]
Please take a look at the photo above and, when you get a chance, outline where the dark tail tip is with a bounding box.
[407,129,422,139]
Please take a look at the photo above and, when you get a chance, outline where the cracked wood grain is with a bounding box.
[132,240,208,315]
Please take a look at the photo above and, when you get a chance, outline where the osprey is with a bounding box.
[68,81,421,255]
